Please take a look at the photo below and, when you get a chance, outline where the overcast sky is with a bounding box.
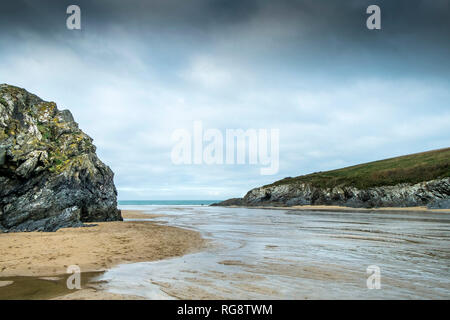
[1,0,449,200]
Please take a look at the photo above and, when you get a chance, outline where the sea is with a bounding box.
[118,200,220,206]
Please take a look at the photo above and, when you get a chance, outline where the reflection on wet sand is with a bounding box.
[98,205,450,299]
[0,272,103,300]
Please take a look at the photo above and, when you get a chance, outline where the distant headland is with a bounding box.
[212,148,450,209]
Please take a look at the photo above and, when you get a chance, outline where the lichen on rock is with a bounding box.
[0,84,122,232]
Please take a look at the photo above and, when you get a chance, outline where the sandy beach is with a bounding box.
[0,210,204,277]
[1,205,449,300]
[0,210,205,299]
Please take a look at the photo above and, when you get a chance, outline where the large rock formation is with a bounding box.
[212,178,450,208]
[0,84,122,232]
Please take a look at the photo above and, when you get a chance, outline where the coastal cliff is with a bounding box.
[0,84,122,232]
[213,149,450,209]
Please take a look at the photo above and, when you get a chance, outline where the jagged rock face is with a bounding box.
[243,178,450,208]
[0,84,122,232]
[214,178,450,208]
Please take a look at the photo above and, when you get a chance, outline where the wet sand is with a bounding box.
[120,210,166,220]
[226,205,450,214]
[2,205,449,299]
[99,205,450,299]
[0,210,205,299]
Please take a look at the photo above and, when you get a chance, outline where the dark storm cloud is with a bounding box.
[0,0,260,35]
[1,0,448,79]
[2,0,449,40]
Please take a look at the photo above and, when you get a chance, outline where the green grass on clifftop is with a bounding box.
[267,148,450,190]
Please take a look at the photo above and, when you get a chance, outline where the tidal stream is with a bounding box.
[98,205,450,299]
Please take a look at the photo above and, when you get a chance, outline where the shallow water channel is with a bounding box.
[97,205,450,299]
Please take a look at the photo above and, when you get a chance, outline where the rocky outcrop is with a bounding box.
[213,178,450,209]
[210,198,243,207]
[0,84,122,232]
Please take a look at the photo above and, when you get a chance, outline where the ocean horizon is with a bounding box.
[118,200,221,206]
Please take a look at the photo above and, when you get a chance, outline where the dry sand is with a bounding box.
[0,211,204,277]
[0,210,204,277]
[0,210,205,299]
